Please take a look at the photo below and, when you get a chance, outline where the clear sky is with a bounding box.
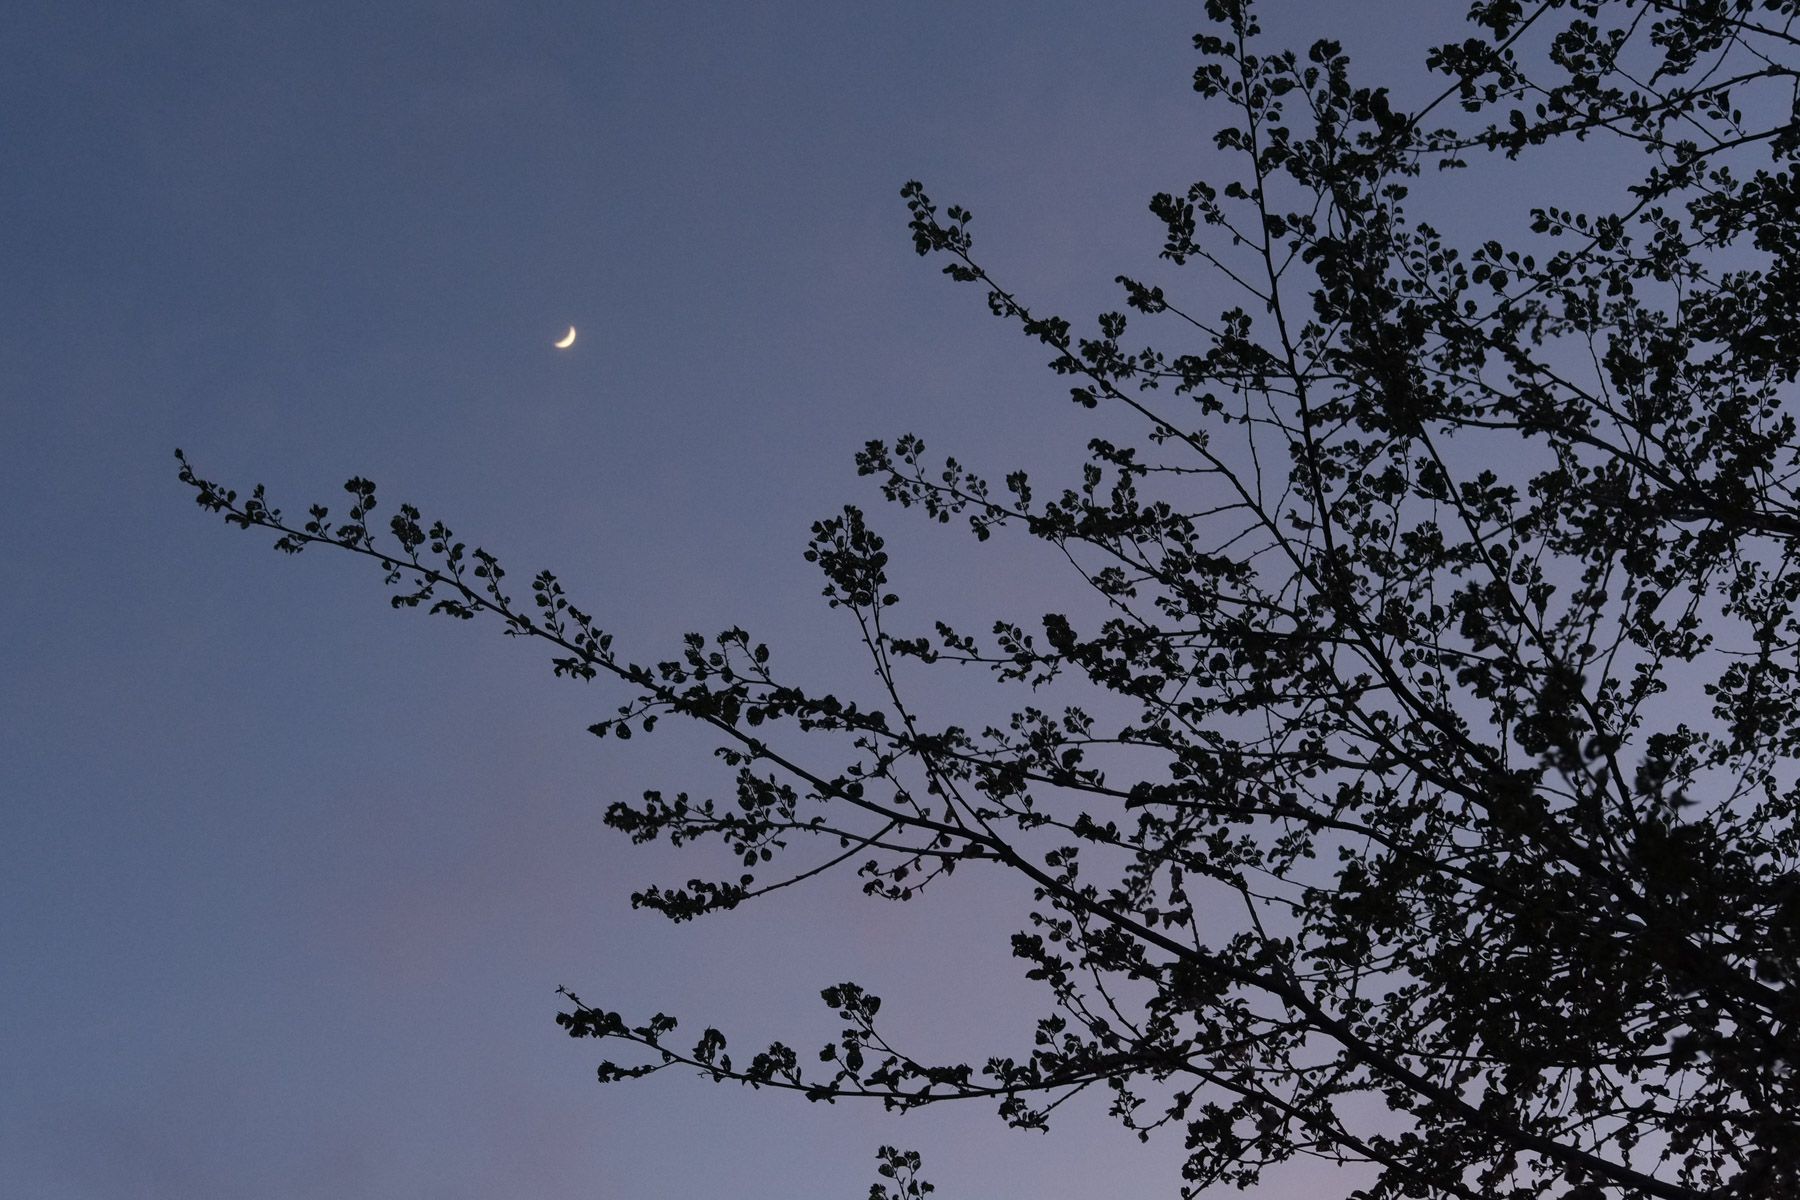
[5,3,1481,1196]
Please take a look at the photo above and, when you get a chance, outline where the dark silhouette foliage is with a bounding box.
[182,2,1800,1196]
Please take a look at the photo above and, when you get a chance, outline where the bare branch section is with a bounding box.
[182,2,1800,1197]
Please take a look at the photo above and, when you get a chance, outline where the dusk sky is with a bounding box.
[5,4,1499,1195]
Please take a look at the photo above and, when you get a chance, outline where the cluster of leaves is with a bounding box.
[185,2,1800,1197]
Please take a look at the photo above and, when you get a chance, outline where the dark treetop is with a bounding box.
[183,2,1800,1197]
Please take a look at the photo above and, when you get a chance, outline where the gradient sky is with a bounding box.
[5,4,1497,1196]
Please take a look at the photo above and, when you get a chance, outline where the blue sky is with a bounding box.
[5,3,1474,1195]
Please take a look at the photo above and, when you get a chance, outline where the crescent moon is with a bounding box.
[553,326,577,349]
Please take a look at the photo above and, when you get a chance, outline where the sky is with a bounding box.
[3,3,1497,1196]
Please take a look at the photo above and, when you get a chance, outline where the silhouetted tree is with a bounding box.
[181,2,1800,1196]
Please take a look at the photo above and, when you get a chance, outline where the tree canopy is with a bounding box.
[181,1,1800,1196]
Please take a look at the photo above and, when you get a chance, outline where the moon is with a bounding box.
[553,325,577,349]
